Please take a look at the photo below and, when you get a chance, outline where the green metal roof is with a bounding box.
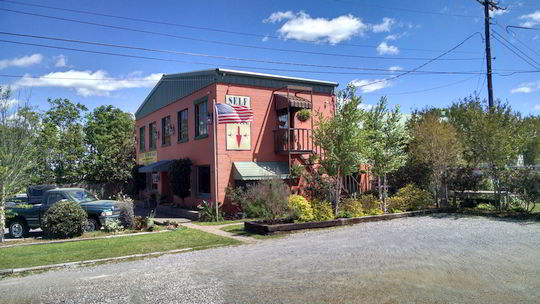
[233,162,289,180]
[135,68,338,120]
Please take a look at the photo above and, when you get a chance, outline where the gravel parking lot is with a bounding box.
[1,214,539,304]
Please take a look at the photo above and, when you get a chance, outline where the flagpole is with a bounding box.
[213,103,219,220]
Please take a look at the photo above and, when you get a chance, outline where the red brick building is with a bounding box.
[135,69,369,208]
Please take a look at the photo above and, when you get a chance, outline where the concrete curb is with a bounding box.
[1,230,172,249]
[0,247,194,275]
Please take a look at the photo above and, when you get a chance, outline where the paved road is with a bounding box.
[1,214,539,304]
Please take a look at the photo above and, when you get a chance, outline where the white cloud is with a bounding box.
[510,81,540,94]
[0,54,43,70]
[349,78,392,93]
[534,104,540,110]
[490,8,509,17]
[15,70,162,97]
[53,54,69,67]
[358,103,374,111]
[263,11,368,44]
[519,11,540,27]
[376,42,399,55]
[263,11,296,23]
[389,66,403,72]
[372,17,396,33]
[385,32,407,41]
[262,35,269,42]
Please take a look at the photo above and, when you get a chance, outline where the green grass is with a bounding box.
[220,224,284,240]
[0,228,240,269]
[194,218,259,226]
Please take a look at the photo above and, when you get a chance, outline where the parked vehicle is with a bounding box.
[6,188,121,238]
[27,185,58,204]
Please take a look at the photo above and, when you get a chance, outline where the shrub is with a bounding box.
[337,210,354,218]
[303,170,334,202]
[42,200,88,239]
[245,178,290,222]
[387,196,406,211]
[390,208,404,214]
[198,200,223,222]
[340,198,364,217]
[102,219,124,232]
[367,208,384,216]
[289,164,305,180]
[357,194,381,211]
[133,216,155,231]
[296,109,311,122]
[288,195,314,222]
[116,201,134,229]
[312,200,334,221]
[391,184,433,211]
[169,158,193,205]
[227,186,268,218]
[475,203,496,211]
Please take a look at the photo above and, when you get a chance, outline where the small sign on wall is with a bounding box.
[151,172,160,184]
[225,95,252,151]
[138,151,157,165]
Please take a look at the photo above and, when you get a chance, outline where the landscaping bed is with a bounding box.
[245,208,455,235]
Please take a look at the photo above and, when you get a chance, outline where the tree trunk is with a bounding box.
[435,187,440,208]
[377,176,382,201]
[335,168,341,216]
[0,185,5,243]
[383,174,388,213]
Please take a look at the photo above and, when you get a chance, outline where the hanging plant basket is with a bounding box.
[296,109,311,122]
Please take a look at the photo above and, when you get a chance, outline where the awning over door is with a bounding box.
[138,160,173,173]
[275,94,312,110]
[232,162,289,180]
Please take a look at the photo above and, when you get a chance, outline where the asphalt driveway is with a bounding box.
[1,214,539,304]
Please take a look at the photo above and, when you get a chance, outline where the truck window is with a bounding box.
[47,193,64,205]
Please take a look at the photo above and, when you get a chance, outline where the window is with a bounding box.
[149,122,157,150]
[197,165,211,196]
[47,193,65,205]
[161,116,171,146]
[194,99,208,138]
[178,109,188,142]
[139,126,145,152]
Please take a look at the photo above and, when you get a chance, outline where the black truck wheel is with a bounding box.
[84,218,100,232]
[9,220,29,238]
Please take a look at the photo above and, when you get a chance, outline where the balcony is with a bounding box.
[273,128,318,154]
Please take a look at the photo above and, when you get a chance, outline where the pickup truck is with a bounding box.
[7,187,121,238]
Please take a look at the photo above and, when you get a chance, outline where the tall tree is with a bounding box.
[35,98,87,184]
[364,97,408,212]
[313,85,370,215]
[409,113,463,206]
[84,105,136,184]
[522,116,539,166]
[448,96,526,208]
[0,86,40,242]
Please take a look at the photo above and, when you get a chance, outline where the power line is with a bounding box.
[363,75,479,96]
[0,31,488,74]
[504,27,540,59]
[352,33,483,90]
[0,8,483,61]
[491,31,540,70]
[0,0,478,54]
[492,30,540,68]
[330,0,479,18]
[2,37,536,77]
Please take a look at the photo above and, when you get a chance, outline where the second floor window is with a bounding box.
[161,116,171,146]
[139,126,145,152]
[178,109,188,142]
[195,100,208,138]
[149,122,157,150]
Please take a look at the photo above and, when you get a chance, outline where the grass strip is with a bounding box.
[194,218,259,226]
[0,227,240,269]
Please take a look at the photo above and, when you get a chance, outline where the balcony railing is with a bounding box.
[273,128,318,154]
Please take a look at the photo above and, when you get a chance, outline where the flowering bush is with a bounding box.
[312,200,334,221]
[288,195,314,222]
[340,198,364,217]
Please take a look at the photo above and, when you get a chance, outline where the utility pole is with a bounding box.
[476,0,505,109]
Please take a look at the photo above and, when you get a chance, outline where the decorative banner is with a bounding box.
[225,95,252,151]
[138,151,157,165]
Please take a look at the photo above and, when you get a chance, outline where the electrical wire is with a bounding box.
[492,30,540,69]
[0,31,488,74]
[363,75,479,96]
[491,32,540,70]
[0,0,478,54]
[0,8,482,61]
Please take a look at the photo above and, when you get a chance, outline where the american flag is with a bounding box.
[215,104,254,124]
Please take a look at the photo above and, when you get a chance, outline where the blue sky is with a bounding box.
[1,0,540,115]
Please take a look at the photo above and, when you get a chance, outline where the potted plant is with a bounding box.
[296,109,311,122]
